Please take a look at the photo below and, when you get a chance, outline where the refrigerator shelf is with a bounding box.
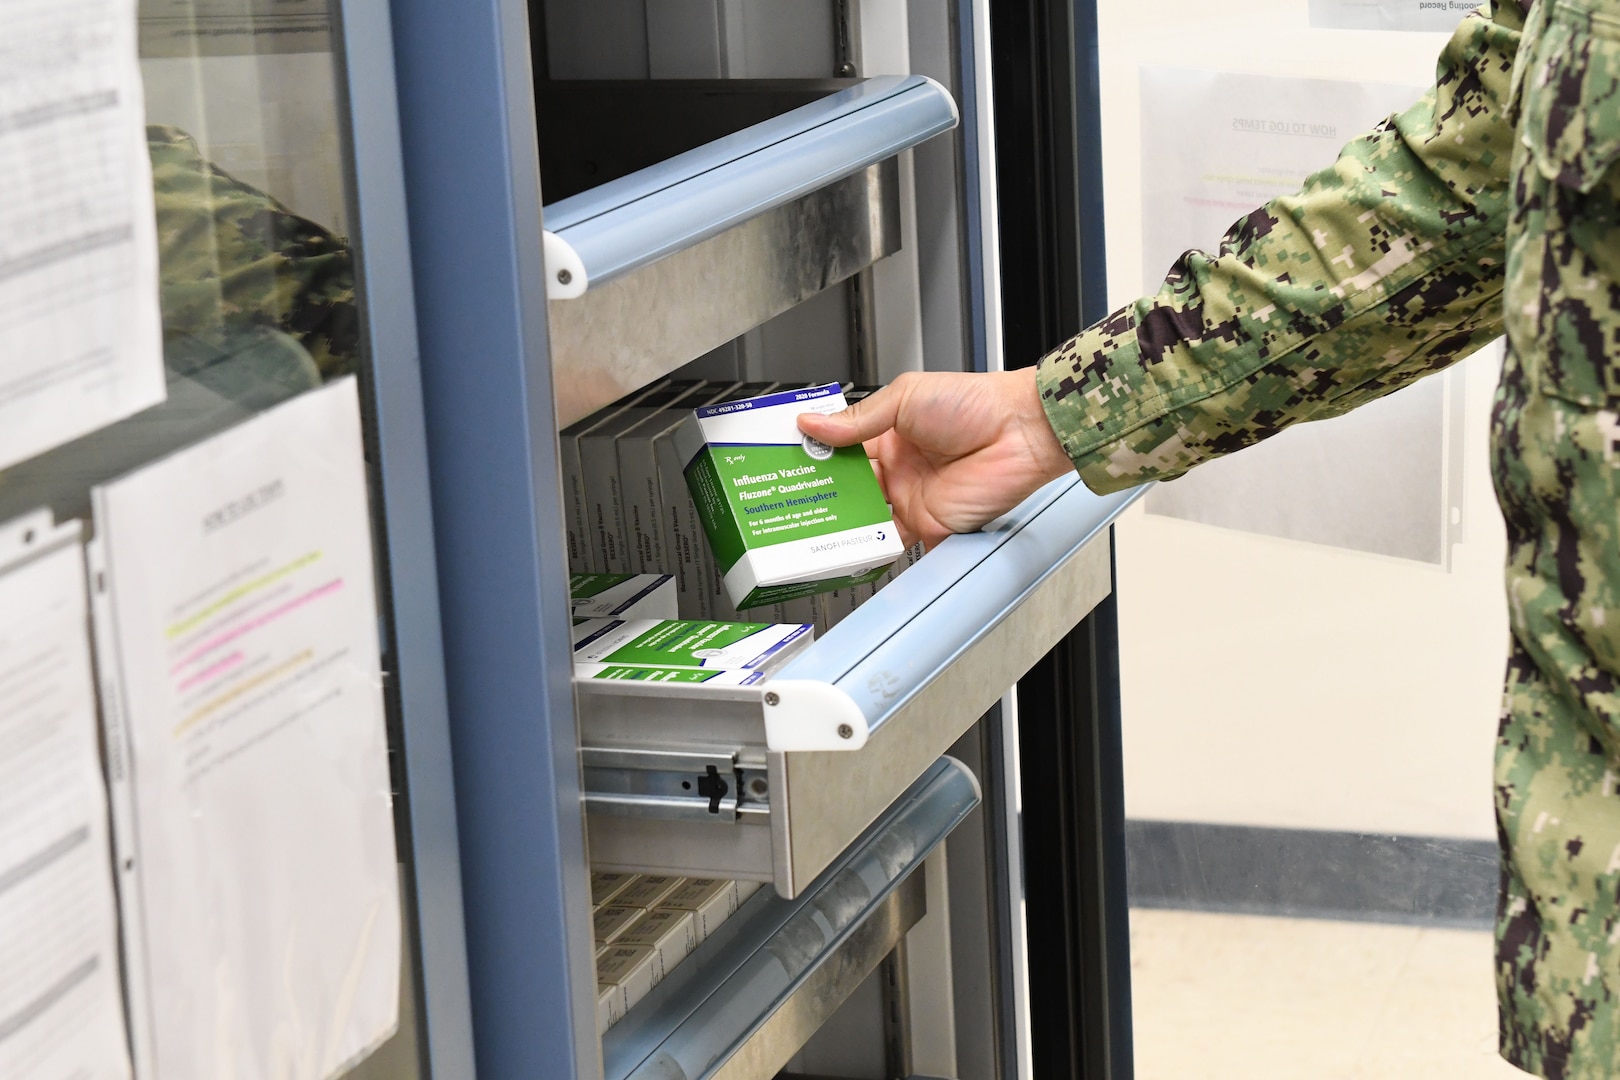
[578,477,1144,896]
[601,756,978,1080]
[542,75,957,427]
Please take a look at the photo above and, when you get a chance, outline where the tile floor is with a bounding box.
[1129,908,1527,1079]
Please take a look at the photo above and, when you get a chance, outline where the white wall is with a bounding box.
[1098,1,1509,839]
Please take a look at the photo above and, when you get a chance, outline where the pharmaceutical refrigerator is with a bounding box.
[386,0,1136,1078]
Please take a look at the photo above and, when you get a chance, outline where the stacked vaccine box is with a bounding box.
[571,617,813,673]
[567,380,924,636]
[592,872,762,1033]
[569,572,677,622]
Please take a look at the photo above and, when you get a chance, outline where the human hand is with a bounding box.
[797,369,1075,550]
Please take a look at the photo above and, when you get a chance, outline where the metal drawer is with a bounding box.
[578,477,1144,897]
[602,756,978,1080]
[541,74,958,426]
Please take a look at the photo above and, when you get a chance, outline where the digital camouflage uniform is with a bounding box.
[148,124,359,391]
[0,129,356,513]
[1037,1,1620,1074]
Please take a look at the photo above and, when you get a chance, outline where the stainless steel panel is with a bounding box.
[603,757,979,1080]
[708,876,924,1080]
[779,533,1111,894]
[549,160,899,427]
[577,486,1132,894]
[541,76,952,283]
[587,814,775,881]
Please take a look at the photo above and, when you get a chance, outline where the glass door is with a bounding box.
[1086,3,1514,1077]
[0,2,471,1077]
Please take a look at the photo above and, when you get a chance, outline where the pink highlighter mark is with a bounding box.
[170,578,345,674]
[177,650,245,693]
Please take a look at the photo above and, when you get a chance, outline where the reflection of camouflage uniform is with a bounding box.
[148,124,358,388]
[1039,1,1620,1073]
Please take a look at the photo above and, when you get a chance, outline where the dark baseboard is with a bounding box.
[1125,820,1498,929]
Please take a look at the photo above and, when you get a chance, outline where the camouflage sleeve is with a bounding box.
[148,125,359,381]
[1038,1,1525,494]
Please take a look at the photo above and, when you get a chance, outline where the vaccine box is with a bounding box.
[655,382,776,619]
[573,663,768,686]
[572,618,813,673]
[616,908,698,976]
[658,878,740,942]
[597,943,661,1011]
[619,381,739,580]
[593,904,643,944]
[570,573,677,621]
[591,871,636,906]
[580,381,707,573]
[560,380,669,573]
[676,383,904,609]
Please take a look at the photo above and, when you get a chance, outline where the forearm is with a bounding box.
[1040,1,1521,494]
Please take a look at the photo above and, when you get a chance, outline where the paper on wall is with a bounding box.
[0,512,131,1080]
[1308,0,1475,32]
[91,377,399,1080]
[0,0,165,474]
[1137,66,1473,565]
[1138,66,1424,288]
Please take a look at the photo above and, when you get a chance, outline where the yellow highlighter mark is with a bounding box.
[173,649,313,738]
[166,551,322,640]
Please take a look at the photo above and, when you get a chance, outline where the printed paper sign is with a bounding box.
[1309,0,1474,32]
[0,0,166,473]
[92,378,399,1079]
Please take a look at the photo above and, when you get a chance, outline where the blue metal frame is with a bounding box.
[334,1,477,1075]
[386,0,600,1076]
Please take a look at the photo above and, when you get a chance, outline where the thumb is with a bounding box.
[797,384,902,448]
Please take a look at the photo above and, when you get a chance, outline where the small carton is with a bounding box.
[560,381,670,573]
[612,874,686,911]
[616,908,698,976]
[781,593,819,635]
[570,573,677,621]
[580,381,706,573]
[593,904,643,944]
[620,381,739,580]
[659,878,739,942]
[572,618,812,673]
[591,871,637,907]
[677,383,904,609]
[574,663,767,686]
[596,983,623,1034]
[655,383,776,619]
[816,584,854,632]
[597,944,660,1012]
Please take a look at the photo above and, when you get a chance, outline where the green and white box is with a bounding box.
[655,382,775,620]
[572,618,812,673]
[570,573,677,621]
[677,383,903,609]
[573,663,768,686]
